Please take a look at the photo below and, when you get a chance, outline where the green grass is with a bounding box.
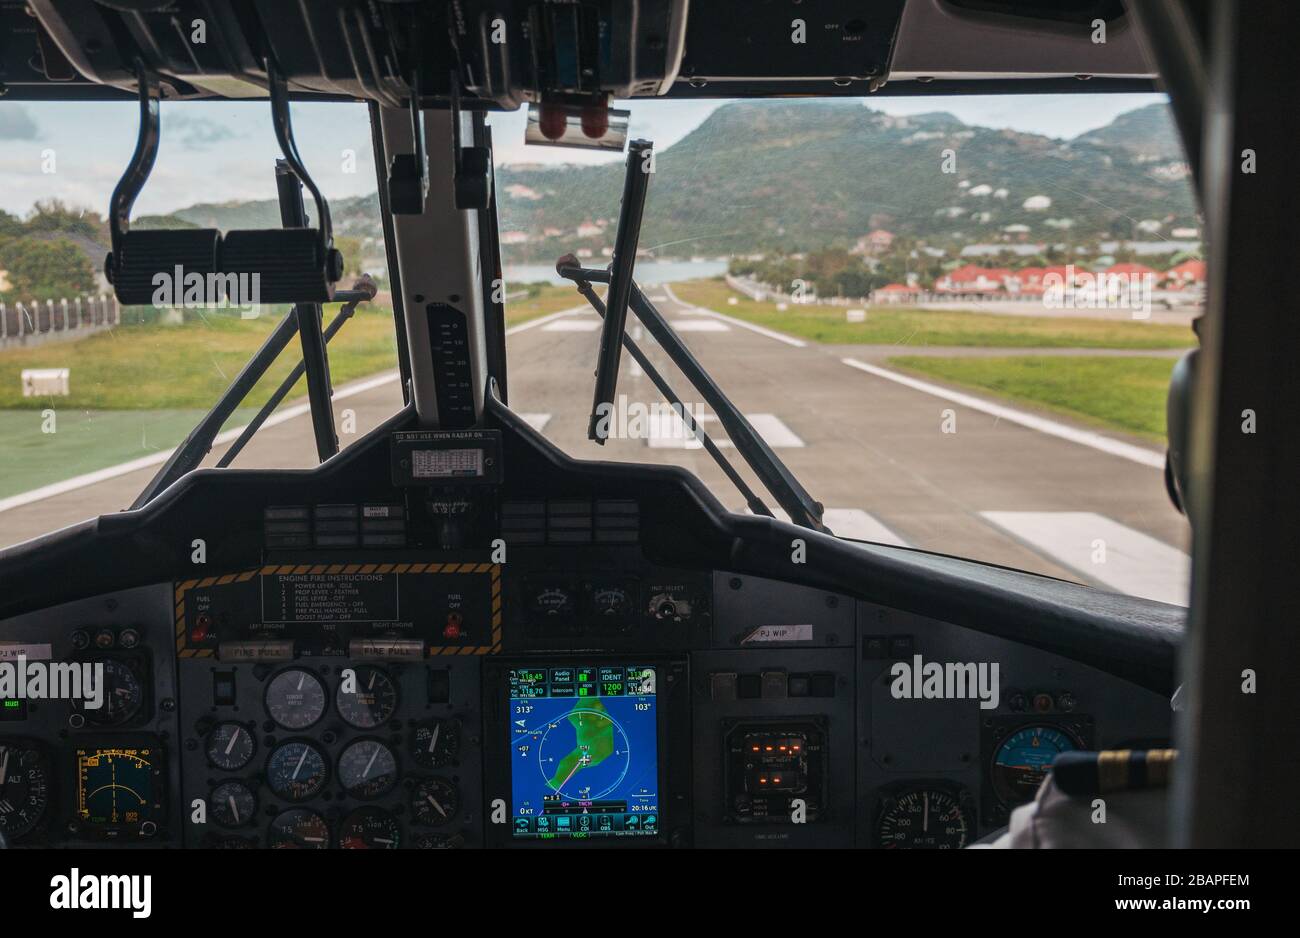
[0,283,580,412]
[0,408,262,499]
[505,284,584,325]
[886,355,1178,441]
[673,279,1196,350]
[0,304,400,411]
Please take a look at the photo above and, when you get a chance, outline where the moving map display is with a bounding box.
[508,665,659,839]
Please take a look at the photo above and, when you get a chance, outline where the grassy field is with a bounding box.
[672,279,1196,350]
[506,283,584,325]
[0,407,259,499]
[886,355,1178,441]
[0,285,578,411]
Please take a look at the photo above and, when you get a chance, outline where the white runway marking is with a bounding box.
[840,358,1166,469]
[504,305,590,335]
[980,511,1189,606]
[541,319,602,332]
[520,413,552,433]
[744,507,908,547]
[670,319,730,332]
[745,414,805,448]
[644,412,803,449]
[660,284,806,347]
[821,509,909,546]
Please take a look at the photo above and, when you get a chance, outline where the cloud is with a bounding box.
[0,104,39,140]
[164,112,239,148]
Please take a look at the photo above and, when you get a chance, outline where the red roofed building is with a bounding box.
[872,282,921,304]
[1104,262,1159,277]
[934,264,1013,294]
[1165,258,1207,288]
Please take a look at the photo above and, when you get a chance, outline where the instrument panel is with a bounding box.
[0,561,1172,849]
[0,426,1174,848]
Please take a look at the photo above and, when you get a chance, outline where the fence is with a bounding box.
[0,295,120,349]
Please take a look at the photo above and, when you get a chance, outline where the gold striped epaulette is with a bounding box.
[1051,749,1178,798]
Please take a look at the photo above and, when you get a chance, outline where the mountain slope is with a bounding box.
[138,101,1198,261]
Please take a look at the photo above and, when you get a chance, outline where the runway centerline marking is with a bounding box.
[840,358,1165,469]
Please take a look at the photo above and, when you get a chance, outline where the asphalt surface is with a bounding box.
[0,286,1192,605]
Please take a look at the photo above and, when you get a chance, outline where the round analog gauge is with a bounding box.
[78,659,144,726]
[265,740,329,802]
[267,809,330,849]
[205,722,256,772]
[591,585,631,618]
[410,718,461,769]
[530,585,575,619]
[991,724,1081,806]
[877,789,972,849]
[264,669,328,730]
[337,739,398,800]
[411,777,461,827]
[339,807,401,849]
[0,743,50,839]
[210,780,258,829]
[335,666,398,729]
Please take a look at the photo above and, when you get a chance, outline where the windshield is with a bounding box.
[0,100,400,547]
[489,94,1197,606]
[0,93,1196,607]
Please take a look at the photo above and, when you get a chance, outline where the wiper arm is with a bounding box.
[130,278,377,509]
[560,257,774,520]
[558,261,827,533]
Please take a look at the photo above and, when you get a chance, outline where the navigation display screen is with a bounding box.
[508,664,659,839]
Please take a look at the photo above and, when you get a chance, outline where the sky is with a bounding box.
[0,93,1167,219]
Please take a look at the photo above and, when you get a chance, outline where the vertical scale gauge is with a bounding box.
[0,741,49,839]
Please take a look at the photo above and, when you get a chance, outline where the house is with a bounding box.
[575,221,603,238]
[500,230,530,244]
[850,229,895,255]
[933,264,1012,294]
[872,283,921,304]
[1165,258,1207,287]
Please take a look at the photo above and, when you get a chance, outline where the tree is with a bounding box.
[0,237,96,298]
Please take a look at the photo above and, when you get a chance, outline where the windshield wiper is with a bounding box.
[558,260,827,533]
[129,276,377,510]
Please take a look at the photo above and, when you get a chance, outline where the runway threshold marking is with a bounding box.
[980,510,1189,606]
[840,358,1166,469]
